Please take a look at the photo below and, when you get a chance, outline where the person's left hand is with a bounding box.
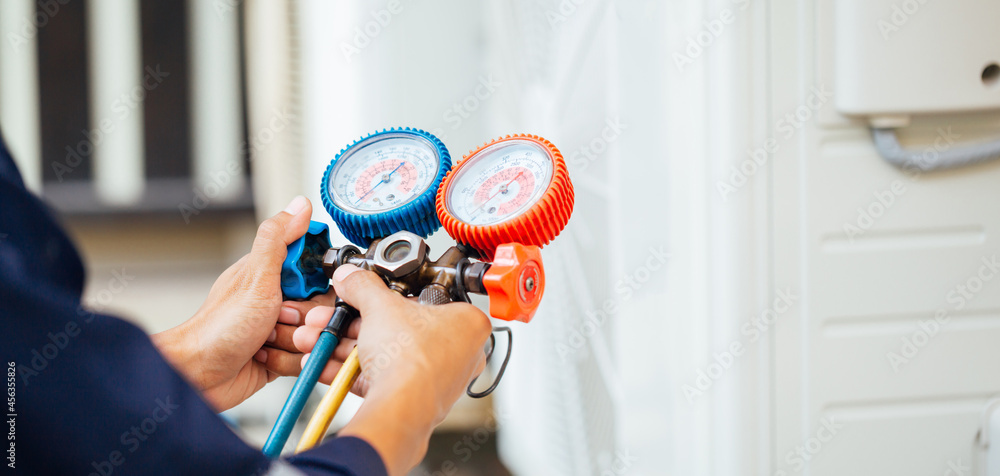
[152,196,354,411]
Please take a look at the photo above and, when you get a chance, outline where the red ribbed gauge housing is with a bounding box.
[436,134,574,260]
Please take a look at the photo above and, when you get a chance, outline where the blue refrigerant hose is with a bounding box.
[262,304,356,458]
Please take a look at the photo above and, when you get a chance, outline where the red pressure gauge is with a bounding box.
[436,134,574,261]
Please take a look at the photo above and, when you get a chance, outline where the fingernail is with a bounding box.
[267,329,277,343]
[333,263,361,282]
[278,306,299,324]
[283,195,308,215]
[254,349,268,363]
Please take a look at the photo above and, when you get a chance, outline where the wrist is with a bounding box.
[151,320,206,388]
[339,373,440,476]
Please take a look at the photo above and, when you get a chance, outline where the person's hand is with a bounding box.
[293,264,492,476]
[152,196,348,411]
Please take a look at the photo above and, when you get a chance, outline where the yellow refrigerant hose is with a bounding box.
[295,347,362,453]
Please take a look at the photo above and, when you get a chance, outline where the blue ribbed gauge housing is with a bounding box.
[320,128,451,246]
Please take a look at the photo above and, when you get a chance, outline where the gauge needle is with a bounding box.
[472,171,523,217]
[355,162,404,205]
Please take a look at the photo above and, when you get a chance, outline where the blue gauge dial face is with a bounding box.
[328,133,441,215]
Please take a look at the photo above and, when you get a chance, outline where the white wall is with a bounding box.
[489,0,1000,475]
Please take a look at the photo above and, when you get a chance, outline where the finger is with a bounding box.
[254,347,306,377]
[302,306,361,339]
[302,353,346,385]
[308,289,338,307]
[350,379,367,397]
[292,324,324,353]
[331,264,403,313]
[249,196,313,271]
[303,306,335,328]
[293,321,358,355]
[346,318,361,339]
[332,339,357,361]
[279,287,335,322]
[267,324,299,353]
[445,302,493,339]
[277,305,303,325]
[279,297,331,326]
[282,291,339,322]
[474,351,487,378]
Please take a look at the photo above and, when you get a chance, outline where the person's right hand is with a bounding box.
[291,264,492,476]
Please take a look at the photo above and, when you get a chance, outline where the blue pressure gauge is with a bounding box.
[320,128,451,246]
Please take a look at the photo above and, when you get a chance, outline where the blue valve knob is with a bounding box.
[281,221,332,299]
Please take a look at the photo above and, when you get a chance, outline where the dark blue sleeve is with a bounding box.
[0,132,386,476]
[287,437,388,475]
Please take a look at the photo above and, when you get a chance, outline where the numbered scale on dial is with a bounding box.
[321,128,451,246]
[437,134,574,260]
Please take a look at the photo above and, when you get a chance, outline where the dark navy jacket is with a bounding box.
[0,133,386,476]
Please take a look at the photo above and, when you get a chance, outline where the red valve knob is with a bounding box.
[482,243,545,323]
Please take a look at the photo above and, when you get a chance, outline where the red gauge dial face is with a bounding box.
[470,166,536,219]
[445,141,553,226]
[437,134,574,261]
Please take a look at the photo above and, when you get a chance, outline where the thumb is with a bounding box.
[332,264,402,313]
[249,195,312,270]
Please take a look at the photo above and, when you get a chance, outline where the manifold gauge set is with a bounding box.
[264,128,575,457]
